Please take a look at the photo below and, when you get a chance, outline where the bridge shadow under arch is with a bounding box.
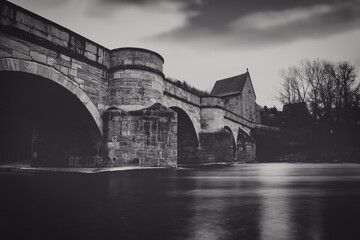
[0,72,102,166]
[170,107,199,164]
[237,128,256,162]
[224,126,237,161]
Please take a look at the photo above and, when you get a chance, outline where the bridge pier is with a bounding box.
[103,103,177,167]
[197,97,237,163]
[237,129,256,162]
[197,129,235,163]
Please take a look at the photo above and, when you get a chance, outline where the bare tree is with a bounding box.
[305,59,335,121]
[275,58,360,153]
[276,64,310,104]
[276,59,359,124]
[332,61,358,125]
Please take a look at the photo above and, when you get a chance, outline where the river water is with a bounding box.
[1,163,360,240]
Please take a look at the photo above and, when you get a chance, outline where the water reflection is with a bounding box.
[257,164,324,240]
[176,169,261,240]
[1,163,360,239]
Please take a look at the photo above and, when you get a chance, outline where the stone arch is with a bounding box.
[0,58,102,134]
[237,128,256,162]
[162,95,201,138]
[224,126,237,160]
[170,106,199,164]
[0,61,103,166]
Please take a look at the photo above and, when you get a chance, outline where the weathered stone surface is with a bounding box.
[15,10,33,26]
[85,42,97,54]
[197,129,235,163]
[0,35,30,54]
[19,60,37,74]
[163,79,201,106]
[49,26,69,42]
[30,51,47,64]
[33,18,47,32]
[110,48,163,72]
[200,108,224,132]
[0,46,12,57]
[237,128,256,162]
[109,68,163,109]
[12,50,31,60]
[104,103,177,167]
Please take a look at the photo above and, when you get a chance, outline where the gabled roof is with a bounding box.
[210,72,249,97]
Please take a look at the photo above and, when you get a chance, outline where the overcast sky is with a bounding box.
[9,0,360,108]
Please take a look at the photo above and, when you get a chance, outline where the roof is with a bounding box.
[210,72,249,97]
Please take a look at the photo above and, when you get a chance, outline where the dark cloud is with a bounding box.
[224,1,360,46]
[97,0,360,47]
[15,0,70,9]
[178,0,332,31]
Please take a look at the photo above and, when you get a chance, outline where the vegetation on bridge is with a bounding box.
[166,77,210,97]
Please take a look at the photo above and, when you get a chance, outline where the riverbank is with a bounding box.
[2,157,360,174]
[0,162,167,174]
[264,151,360,163]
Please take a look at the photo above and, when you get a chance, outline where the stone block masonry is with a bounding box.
[197,129,235,163]
[104,103,177,167]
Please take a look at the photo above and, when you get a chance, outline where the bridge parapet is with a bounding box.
[1,2,111,67]
[200,96,224,108]
[110,48,163,73]
[224,110,280,132]
[252,124,280,132]
[163,79,201,106]
[224,110,255,129]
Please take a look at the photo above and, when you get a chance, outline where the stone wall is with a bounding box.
[109,48,165,110]
[241,77,259,123]
[223,94,243,119]
[109,69,164,110]
[163,79,201,136]
[163,79,201,106]
[198,129,235,163]
[200,97,225,132]
[104,103,177,167]
[110,48,163,72]
[1,2,110,66]
[237,129,256,162]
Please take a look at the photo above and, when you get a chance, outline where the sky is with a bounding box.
[9,0,360,108]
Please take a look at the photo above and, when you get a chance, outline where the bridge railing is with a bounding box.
[163,80,280,131]
[163,78,201,107]
[224,108,280,131]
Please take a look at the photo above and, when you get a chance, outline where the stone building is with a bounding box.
[209,70,261,162]
[211,70,261,124]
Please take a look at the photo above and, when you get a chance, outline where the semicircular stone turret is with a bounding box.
[200,96,225,132]
[109,47,165,111]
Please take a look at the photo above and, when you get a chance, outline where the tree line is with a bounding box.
[275,59,360,160]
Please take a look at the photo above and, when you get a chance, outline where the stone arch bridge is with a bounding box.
[0,2,278,167]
